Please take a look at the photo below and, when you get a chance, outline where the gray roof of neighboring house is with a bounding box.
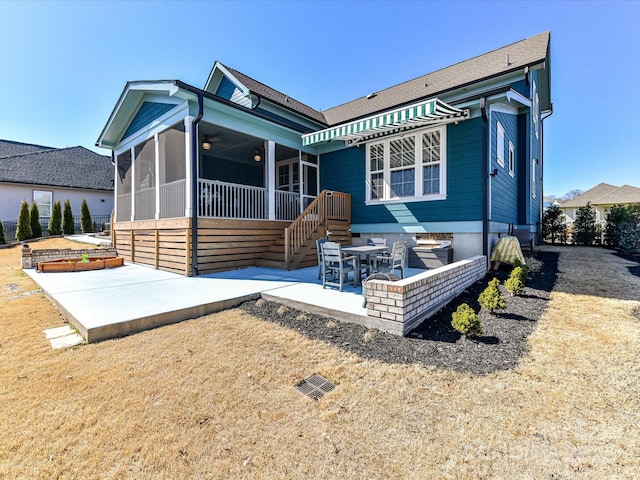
[0,139,55,158]
[0,145,114,191]
[560,183,640,207]
[222,65,328,125]
[322,31,551,125]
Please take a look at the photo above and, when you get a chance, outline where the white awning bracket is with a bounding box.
[302,98,469,147]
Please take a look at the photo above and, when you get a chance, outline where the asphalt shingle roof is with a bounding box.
[0,145,113,191]
[0,139,54,158]
[560,183,640,207]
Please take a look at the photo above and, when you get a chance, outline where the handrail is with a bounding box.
[284,190,350,267]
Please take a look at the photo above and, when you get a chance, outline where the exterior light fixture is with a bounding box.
[202,140,212,150]
[253,149,262,162]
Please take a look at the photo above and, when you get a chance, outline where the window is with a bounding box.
[366,126,445,202]
[496,121,505,167]
[532,158,537,198]
[533,81,540,139]
[33,190,52,216]
[508,141,515,176]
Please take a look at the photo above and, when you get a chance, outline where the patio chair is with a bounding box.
[316,238,330,280]
[367,237,387,248]
[321,241,357,291]
[374,240,407,279]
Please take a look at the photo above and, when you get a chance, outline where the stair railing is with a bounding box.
[284,190,350,269]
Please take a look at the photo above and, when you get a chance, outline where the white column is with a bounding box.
[184,116,195,217]
[154,134,160,220]
[267,140,276,220]
[130,146,135,221]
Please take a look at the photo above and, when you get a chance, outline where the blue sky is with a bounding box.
[1,0,638,198]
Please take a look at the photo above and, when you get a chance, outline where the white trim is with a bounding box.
[496,121,505,167]
[508,140,515,177]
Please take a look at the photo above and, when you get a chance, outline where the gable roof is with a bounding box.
[0,139,55,158]
[560,183,640,208]
[0,145,113,191]
[323,31,550,126]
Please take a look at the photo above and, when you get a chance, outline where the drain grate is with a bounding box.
[295,374,336,400]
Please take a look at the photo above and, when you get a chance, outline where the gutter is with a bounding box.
[190,93,204,276]
[481,97,489,259]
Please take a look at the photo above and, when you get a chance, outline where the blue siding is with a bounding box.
[122,102,175,141]
[319,118,485,226]
[491,111,519,224]
[517,114,529,224]
[216,76,236,100]
[511,79,529,97]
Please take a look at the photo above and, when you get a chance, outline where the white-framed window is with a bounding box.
[366,126,446,203]
[496,121,505,167]
[508,141,515,177]
[33,190,52,216]
[532,158,537,198]
[533,81,540,139]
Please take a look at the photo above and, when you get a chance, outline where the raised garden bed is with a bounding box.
[37,257,124,273]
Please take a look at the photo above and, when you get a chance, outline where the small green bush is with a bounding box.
[451,303,482,337]
[16,200,32,241]
[48,200,62,235]
[478,277,506,313]
[30,202,42,238]
[81,199,93,233]
[0,220,6,244]
[505,267,525,296]
[63,200,75,235]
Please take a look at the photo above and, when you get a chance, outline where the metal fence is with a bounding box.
[1,215,111,244]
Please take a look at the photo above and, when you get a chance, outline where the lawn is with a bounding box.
[1,238,639,479]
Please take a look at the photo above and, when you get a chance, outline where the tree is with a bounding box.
[478,278,506,313]
[0,220,6,244]
[30,202,42,238]
[560,189,584,202]
[605,203,640,252]
[451,303,482,337]
[48,200,62,235]
[80,199,93,233]
[542,204,567,244]
[16,200,32,241]
[63,200,75,235]
[573,202,597,246]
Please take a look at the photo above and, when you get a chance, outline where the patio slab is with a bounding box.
[26,262,421,343]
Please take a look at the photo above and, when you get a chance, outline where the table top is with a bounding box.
[341,245,388,254]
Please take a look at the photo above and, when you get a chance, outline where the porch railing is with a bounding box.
[160,179,186,219]
[198,179,266,219]
[284,190,351,267]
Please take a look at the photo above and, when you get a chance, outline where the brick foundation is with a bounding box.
[21,245,118,269]
[364,255,487,336]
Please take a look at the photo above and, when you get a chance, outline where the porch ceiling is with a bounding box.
[302,98,469,147]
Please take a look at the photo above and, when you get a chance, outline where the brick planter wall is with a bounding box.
[21,245,118,269]
[364,255,487,336]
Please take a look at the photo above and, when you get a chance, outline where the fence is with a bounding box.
[1,215,111,244]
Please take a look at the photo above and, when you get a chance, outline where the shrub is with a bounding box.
[48,200,62,235]
[30,202,42,238]
[451,303,482,337]
[16,200,32,241]
[478,277,506,313]
[505,267,526,296]
[63,200,75,235]
[81,199,93,233]
[604,203,640,252]
[0,220,6,244]
[573,202,597,246]
[542,204,568,244]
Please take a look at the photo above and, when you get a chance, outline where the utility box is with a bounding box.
[408,239,453,269]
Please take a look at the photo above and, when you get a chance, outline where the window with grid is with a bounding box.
[366,126,445,202]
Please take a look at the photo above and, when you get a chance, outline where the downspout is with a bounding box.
[481,97,489,258]
[190,93,204,276]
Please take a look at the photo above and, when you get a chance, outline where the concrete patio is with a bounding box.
[24,261,428,343]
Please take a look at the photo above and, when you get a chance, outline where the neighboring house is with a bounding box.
[96,31,552,276]
[0,139,114,223]
[559,183,640,225]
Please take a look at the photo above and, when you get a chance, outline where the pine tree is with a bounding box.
[573,202,597,246]
[48,200,62,235]
[478,277,506,313]
[542,204,567,244]
[63,200,75,235]
[80,199,93,233]
[0,220,6,244]
[16,200,33,241]
[30,202,42,238]
[451,303,482,337]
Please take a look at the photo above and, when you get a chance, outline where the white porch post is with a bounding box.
[184,116,195,217]
[154,133,160,220]
[130,146,135,221]
[267,140,276,220]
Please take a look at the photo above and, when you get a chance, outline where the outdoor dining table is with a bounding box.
[341,245,388,284]
[489,236,525,270]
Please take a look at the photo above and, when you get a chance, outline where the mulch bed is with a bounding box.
[240,251,559,375]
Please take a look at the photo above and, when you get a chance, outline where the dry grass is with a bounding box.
[1,240,639,479]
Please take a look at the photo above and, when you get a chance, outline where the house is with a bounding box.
[96,31,552,276]
[559,182,640,224]
[0,139,114,225]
